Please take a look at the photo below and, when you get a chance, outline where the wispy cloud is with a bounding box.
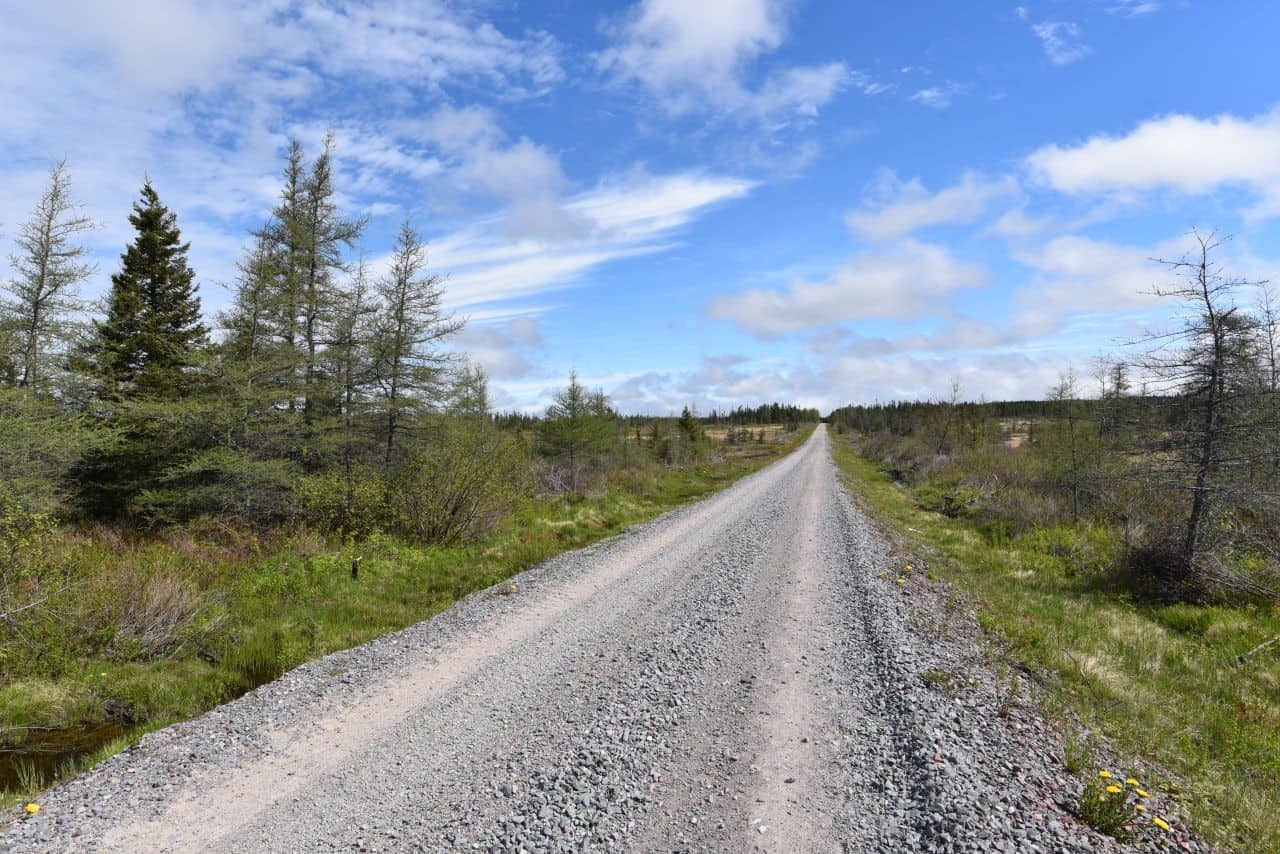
[1031,20,1091,65]
[1106,1,1161,18]
[908,81,969,109]
[435,172,755,309]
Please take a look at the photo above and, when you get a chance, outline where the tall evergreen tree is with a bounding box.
[93,180,207,398]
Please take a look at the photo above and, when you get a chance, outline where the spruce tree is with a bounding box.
[78,182,207,516]
[94,181,207,398]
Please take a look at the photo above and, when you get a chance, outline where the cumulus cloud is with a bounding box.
[1026,110,1280,218]
[596,0,861,121]
[1009,234,1170,335]
[708,242,987,337]
[846,170,1019,240]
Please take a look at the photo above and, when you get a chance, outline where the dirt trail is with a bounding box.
[4,426,1121,852]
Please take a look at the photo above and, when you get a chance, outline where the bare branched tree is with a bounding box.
[934,375,963,456]
[1131,230,1279,597]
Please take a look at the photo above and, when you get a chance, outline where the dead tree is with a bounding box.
[1131,230,1279,599]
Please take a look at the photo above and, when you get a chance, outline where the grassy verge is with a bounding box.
[830,434,1280,853]
[0,426,812,804]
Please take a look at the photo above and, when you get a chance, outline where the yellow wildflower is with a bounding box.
[1098,770,1113,779]
[1153,817,1170,831]
[24,803,39,815]
[1125,778,1140,786]
[1105,785,1122,794]
[1135,804,1146,812]
[897,578,906,585]
[1136,788,1149,798]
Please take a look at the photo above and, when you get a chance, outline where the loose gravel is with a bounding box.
[1,426,1205,852]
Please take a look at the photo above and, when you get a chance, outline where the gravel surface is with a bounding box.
[1,426,1204,852]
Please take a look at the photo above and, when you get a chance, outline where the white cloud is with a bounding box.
[822,318,1031,357]
[596,0,855,120]
[1030,20,1091,65]
[595,349,1071,414]
[452,317,544,379]
[708,242,987,337]
[985,205,1054,239]
[846,170,1019,240]
[906,83,962,109]
[1026,110,1280,217]
[1106,1,1161,17]
[28,0,249,93]
[1010,235,1168,335]
[819,351,1064,406]
[435,172,754,309]
[456,139,567,201]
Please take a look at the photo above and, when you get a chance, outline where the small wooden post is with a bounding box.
[351,555,363,580]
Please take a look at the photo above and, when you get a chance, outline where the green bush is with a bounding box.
[391,420,530,545]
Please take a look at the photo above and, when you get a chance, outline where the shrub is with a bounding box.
[0,486,66,652]
[391,420,529,545]
[296,467,388,537]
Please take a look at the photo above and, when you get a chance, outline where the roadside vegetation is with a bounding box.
[829,233,1280,852]
[0,151,817,803]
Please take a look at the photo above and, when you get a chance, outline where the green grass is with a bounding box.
[0,427,812,800]
[830,435,1280,853]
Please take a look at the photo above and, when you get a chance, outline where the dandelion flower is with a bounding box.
[24,804,39,815]
[1105,785,1122,794]
[1153,817,1170,831]
[1136,788,1149,798]
[1126,778,1140,786]
[1098,770,1113,779]
[897,578,906,585]
[1135,804,1146,812]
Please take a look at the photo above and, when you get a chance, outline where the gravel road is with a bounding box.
[4,426,1159,852]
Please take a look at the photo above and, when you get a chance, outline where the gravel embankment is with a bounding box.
[1,426,1203,852]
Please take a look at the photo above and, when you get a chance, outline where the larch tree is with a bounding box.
[2,160,95,394]
[372,219,461,469]
[296,134,365,428]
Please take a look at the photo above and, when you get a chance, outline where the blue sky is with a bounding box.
[3,0,1279,413]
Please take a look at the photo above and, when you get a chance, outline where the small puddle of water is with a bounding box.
[0,721,130,792]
